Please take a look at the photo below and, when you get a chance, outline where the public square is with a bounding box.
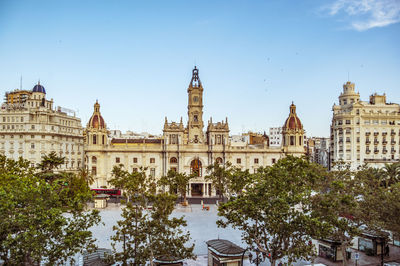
[88,202,400,266]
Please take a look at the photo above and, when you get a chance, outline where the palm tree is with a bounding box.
[77,167,95,186]
[382,163,400,188]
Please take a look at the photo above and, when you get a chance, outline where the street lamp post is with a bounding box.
[248,248,267,266]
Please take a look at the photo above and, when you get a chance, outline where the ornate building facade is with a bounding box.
[84,67,306,196]
[330,81,400,169]
[0,82,84,169]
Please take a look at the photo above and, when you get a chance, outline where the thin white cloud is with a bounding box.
[325,0,400,31]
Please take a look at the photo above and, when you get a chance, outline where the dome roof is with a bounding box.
[283,103,303,130]
[32,81,46,94]
[88,101,106,129]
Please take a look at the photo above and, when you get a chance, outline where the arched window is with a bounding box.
[216,157,223,164]
[170,157,178,164]
[290,136,294,146]
[190,159,202,177]
[93,134,97,144]
[102,135,105,145]
[92,156,97,164]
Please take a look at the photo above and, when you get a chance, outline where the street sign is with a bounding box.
[355,252,359,260]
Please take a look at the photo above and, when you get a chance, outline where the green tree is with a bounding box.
[36,151,66,182]
[205,161,234,201]
[381,182,400,238]
[312,164,362,266]
[159,170,194,204]
[0,155,101,265]
[77,167,95,187]
[355,165,400,249]
[108,165,195,265]
[37,151,65,171]
[218,156,328,266]
[228,167,253,196]
[381,162,400,188]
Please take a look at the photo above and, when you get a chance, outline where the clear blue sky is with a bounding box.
[1,0,399,137]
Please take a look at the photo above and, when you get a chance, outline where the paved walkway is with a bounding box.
[313,244,400,266]
[91,203,400,266]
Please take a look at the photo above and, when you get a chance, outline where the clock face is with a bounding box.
[193,96,199,103]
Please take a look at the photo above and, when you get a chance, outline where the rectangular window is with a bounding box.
[133,157,138,163]
[92,166,97,176]
[133,168,138,172]
[150,168,155,177]
[254,158,259,164]
[116,157,120,163]
[236,158,241,164]
[272,158,276,164]
[150,158,155,163]
[31,143,35,149]
[346,120,351,125]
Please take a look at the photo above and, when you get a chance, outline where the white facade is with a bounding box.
[330,81,400,169]
[84,67,306,195]
[307,137,330,168]
[0,83,84,170]
[269,127,282,147]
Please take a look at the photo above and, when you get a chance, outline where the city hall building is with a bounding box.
[84,67,306,197]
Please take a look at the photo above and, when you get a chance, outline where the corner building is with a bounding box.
[330,81,400,169]
[0,82,84,169]
[85,67,306,197]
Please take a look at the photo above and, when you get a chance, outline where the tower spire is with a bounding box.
[189,66,201,87]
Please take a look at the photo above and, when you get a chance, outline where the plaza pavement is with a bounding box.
[90,202,399,266]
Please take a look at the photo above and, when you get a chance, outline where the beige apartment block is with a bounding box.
[85,67,306,196]
[0,82,84,170]
[330,81,400,169]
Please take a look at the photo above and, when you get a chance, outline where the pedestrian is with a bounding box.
[385,245,390,257]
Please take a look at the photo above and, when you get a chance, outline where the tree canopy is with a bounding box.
[108,165,195,265]
[0,154,100,265]
[217,156,329,266]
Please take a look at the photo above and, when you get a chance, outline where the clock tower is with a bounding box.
[187,66,204,143]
